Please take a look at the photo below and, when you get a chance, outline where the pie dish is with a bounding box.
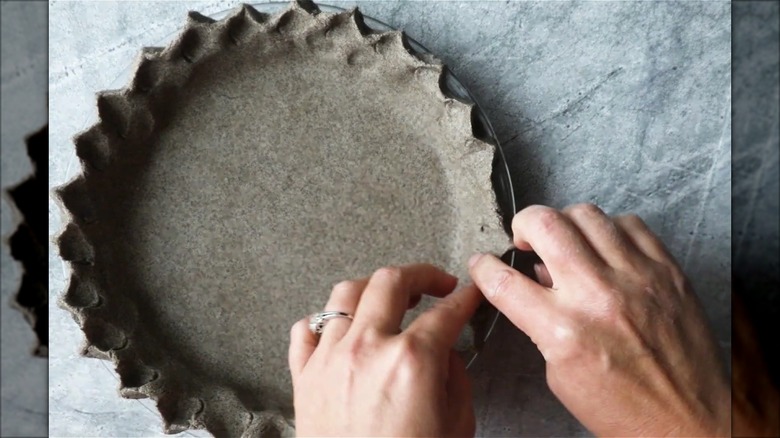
[54,1,511,436]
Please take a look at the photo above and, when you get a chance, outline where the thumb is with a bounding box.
[468,253,556,344]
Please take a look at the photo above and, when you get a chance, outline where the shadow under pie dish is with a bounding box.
[7,125,48,358]
[53,1,513,436]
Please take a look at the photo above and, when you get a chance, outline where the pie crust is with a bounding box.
[54,2,509,436]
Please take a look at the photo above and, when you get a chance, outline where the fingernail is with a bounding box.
[468,253,484,268]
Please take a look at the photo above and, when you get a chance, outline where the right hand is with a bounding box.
[468,204,730,437]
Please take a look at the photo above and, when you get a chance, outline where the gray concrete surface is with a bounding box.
[1,2,48,437]
[48,1,731,436]
[732,0,780,384]
[734,3,780,278]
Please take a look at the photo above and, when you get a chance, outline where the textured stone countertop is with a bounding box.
[10,0,737,436]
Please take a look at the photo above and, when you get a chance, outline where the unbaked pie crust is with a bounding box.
[54,2,509,436]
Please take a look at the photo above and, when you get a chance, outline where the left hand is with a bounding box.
[289,263,481,437]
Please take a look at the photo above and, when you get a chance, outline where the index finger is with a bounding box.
[406,283,483,348]
[512,205,604,283]
[352,264,459,334]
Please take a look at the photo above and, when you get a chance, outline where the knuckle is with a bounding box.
[361,326,385,346]
[644,259,681,287]
[355,326,383,345]
[665,261,684,280]
[431,295,461,314]
[580,276,624,317]
[665,263,690,293]
[344,337,362,359]
[488,269,515,299]
[512,204,549,228]
[341,330,377,362]
[342,341,363,366]
[373,266,403,283]
[332,280,360,295]
[594,297,621,321]
[543,317,585,363]
[622,213,646,229]
[397,335,418,353]
[393,336,427,369]
[569,202,604,218]
[553,318,579,344]
[534,208,566,235]
[626,213,645,224]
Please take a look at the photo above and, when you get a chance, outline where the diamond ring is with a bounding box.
[308,311,354,336]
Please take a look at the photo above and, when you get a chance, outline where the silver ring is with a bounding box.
[309,311,354,335]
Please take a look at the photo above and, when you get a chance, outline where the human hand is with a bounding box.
[468,204,730,437]
[732,291,780,437]
[289,264,481,437]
